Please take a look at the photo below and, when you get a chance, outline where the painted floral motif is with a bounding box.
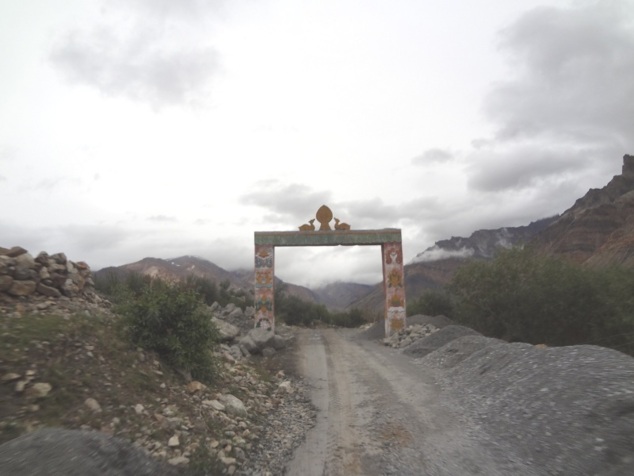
[255,245,274,268]
[389,292,404,307]
[255,269,273,286]
[387,269,403,288]
[384,244,402,264]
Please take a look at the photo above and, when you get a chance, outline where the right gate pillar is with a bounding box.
[382,241,406,336]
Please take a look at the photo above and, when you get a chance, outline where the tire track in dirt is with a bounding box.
[287,328,538,475]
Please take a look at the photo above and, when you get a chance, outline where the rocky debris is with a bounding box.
[416,334,505,369]
[0,290,316,475]
[238,374,317,476]
[209,302,256,336]
[0,246,97,301]
[383,323,438,348]
[238,328,290,356]
[420,341,634,476]
[406,313,455,329]
[0,428,185,476]
[402,325,481,357]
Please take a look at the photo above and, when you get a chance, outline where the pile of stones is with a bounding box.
[0,246,95,300]
[209,301,294,361]
[383,323,439,348]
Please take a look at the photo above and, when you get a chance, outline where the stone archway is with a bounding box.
[254,205,406,337]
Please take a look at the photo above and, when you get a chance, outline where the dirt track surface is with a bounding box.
[286,328,538,476]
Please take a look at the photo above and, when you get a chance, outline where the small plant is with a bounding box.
[117,278,220,381]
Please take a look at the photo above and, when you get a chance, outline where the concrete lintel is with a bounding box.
[254,229,402,247]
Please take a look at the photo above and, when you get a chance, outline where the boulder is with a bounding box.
[0,428,183,476]
[8,280,36,297]
[212,317,241,342]
[219,394,247,417]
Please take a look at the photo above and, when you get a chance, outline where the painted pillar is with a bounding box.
[254,244,275,330]
[382,241,407,336]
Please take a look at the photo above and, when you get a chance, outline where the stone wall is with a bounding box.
[0,246,94,299]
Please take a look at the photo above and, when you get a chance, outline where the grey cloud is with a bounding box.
[466,145,588,192]
[454,1,634,208]
[51,8,220,109]
[411,148,453,165]
[240,181,332,225]
[338,198,398,228]
[486,2,634,144]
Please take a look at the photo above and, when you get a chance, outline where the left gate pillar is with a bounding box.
[254,244,275,330]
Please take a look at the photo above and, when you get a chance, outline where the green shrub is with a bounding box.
[183,275,219,306]
[408,290,454,317]
[448,247,634,353]
[327,308,367,328]
[116,278,219,381]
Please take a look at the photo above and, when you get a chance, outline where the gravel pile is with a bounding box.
[416,334,505,369]
[402,325,480,357]
[356,314,454,342]
[420,341,634,476]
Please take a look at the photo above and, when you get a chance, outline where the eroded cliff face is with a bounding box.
[532,155,634,266]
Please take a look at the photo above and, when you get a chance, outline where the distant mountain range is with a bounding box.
[95,154,634,313]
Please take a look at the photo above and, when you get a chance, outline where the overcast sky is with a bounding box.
[1,0,633,288]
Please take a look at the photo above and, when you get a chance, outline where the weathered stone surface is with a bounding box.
[0,247,94,300]
[8,280,37,297]
[50,252,67,264]
[0,275,13,291]
[220,394,247,417]
[238,334,258,354]
[26,382,52,399]
[249,328,275,349]
[212,317,241,342]
[0,428,183,476]
[0,256,15,274]
[1,246,28,258]
[84,397,102,412]
[36,282,62,298]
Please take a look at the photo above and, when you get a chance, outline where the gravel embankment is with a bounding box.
[411,328,634,476]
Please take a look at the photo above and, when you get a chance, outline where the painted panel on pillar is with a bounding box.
[383,242,406,335]
[254,245,274,329]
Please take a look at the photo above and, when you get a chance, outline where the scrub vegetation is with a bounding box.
[408,248,634,355]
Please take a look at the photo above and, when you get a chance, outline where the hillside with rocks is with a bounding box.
[0,247,317,475]
[534,154,634,266]
[95,256,320,308]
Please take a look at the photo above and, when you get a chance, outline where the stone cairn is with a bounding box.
[0,246,94,300]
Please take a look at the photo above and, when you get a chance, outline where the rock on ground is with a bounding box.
[0,428,185,476]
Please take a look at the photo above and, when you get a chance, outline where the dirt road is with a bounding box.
[286,328,537,476]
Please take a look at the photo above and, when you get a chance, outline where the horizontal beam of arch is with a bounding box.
[254,228,402,246]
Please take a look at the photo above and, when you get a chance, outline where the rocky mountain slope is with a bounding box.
[350,154,634,313]
[94,256,320,307]
[533,154,634,266]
